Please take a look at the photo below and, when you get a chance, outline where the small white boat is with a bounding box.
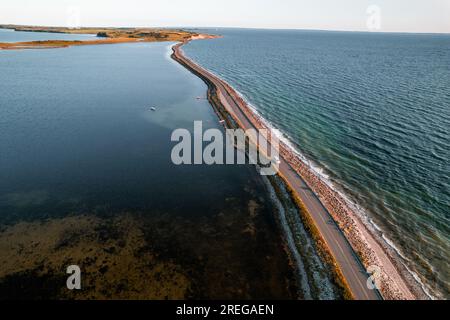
[150,107,156,111]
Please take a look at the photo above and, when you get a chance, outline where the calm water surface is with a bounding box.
[0,42,258,220]
[0,40,307,298]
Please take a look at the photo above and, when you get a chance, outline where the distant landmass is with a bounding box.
[0,25,204,49]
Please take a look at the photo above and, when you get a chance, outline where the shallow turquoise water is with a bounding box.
[184,29,450,298]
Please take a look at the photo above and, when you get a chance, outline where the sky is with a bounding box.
[1,0,449,33]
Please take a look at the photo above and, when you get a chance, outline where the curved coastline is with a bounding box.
[172,38,425,300]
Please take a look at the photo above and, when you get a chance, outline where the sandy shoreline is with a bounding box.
[172,38,426,300]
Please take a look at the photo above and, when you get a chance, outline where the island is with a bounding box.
[0,25,215,50]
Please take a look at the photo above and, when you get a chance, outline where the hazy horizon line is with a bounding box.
[1,23,450,36]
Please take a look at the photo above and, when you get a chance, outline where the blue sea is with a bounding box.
[184,28,450,298]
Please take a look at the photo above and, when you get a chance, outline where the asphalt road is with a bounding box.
[173,42,382,300]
